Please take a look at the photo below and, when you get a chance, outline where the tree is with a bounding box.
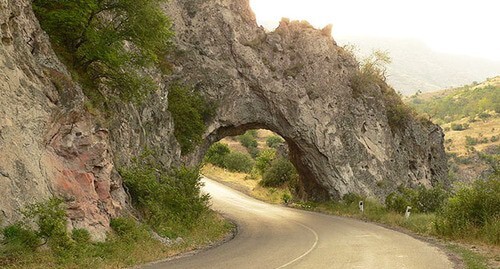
[33,0,173,103]
[205,143,230,167]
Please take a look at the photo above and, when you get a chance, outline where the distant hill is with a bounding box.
[335,37,500,95]
[406,76,500,123]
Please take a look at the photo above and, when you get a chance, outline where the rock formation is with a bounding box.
[0,0,447,236]
[163,0,447,199]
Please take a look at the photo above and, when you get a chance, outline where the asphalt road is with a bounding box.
[142,177,454,269]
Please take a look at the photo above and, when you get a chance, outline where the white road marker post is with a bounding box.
[359,201,364,213]
[405,206,412,219]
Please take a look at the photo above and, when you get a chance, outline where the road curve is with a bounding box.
[142,177,454,269]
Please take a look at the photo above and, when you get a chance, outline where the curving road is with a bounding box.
[142,177,454,269]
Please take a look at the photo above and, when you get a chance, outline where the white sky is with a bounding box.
[249,0,500,61]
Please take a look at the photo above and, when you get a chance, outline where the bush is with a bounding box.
[451,123,469,131]
[1,224,40,255]
[71,229,91,244]
[121,159,209,238]
[168,84,214,154]
[23,198,71,249]
[266,136,284,149]
[260,157,298,187]
[223,152,254,173]
[238,131,258,149]
[254,149,276,175]
[342,193,364,205]
[385,186,448,214]
[436,179,500,244]
[205,142,230,167]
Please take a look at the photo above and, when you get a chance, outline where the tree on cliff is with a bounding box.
[32,0,173,103]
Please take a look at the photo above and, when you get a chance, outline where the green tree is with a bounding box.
[260,157,298,187]
[32,0,173,103]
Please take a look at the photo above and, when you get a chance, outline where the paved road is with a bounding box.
[143,177,454,269]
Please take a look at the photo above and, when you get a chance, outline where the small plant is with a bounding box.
[281,193,291,204]
[450,123,469,131]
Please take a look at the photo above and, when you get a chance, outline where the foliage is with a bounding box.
[266,135,285,149]
[204,142,230,167]
[254,149,276,175]
[33,0,173,104]
[238,131,258,149]
[168,84,214,154]
[1,224,40,259]
[223,152,254,173]
[260,157,298,187]
[435,178,500,244]
[342,193,364,205]
[385,186,449,214]
[120,155,209,238]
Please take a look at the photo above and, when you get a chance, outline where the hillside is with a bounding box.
[405,78,499,182]
[336,37,500,95]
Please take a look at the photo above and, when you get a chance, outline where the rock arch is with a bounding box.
[166,0,447,200]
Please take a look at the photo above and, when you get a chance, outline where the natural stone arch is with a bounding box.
[165,0,447,200]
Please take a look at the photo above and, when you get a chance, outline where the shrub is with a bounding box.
[385,186,448,214]
[168,84,215,154]
[260,158,298,187]
[71,229,91,244]
[451,123,469,131]
[255,149,276,175]
[238,131,258,149]
[435,179,500,244]
[223,152,254,173]
[266,135,284,149]
[205,142,230,167]
[23,198,71,249]
[120,159,209,238]
[1,224,40,255]
[342,193,364,205]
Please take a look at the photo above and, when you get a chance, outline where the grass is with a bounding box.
[0,211,233,269]
[447,244,489,269]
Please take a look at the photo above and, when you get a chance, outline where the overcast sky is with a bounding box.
[250,0,500,61]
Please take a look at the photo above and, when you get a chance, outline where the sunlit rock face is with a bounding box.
[164,0,447,199]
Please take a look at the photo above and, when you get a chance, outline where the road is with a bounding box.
[142,177,454,269]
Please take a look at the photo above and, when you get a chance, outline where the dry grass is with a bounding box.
[443,117,500,156]
[201,164,291,204]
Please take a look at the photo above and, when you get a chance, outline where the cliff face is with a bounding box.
[0,0,447,236]
[0,0,128,240]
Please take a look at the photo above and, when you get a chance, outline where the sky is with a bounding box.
[249,0,500,61]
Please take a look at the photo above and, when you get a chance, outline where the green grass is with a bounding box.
[0,212,233,269]
[447,244,488,269]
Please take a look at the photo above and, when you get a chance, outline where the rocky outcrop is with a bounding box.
[0,0,447,237]
[0,0,128,240]
[163,0,448,199]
